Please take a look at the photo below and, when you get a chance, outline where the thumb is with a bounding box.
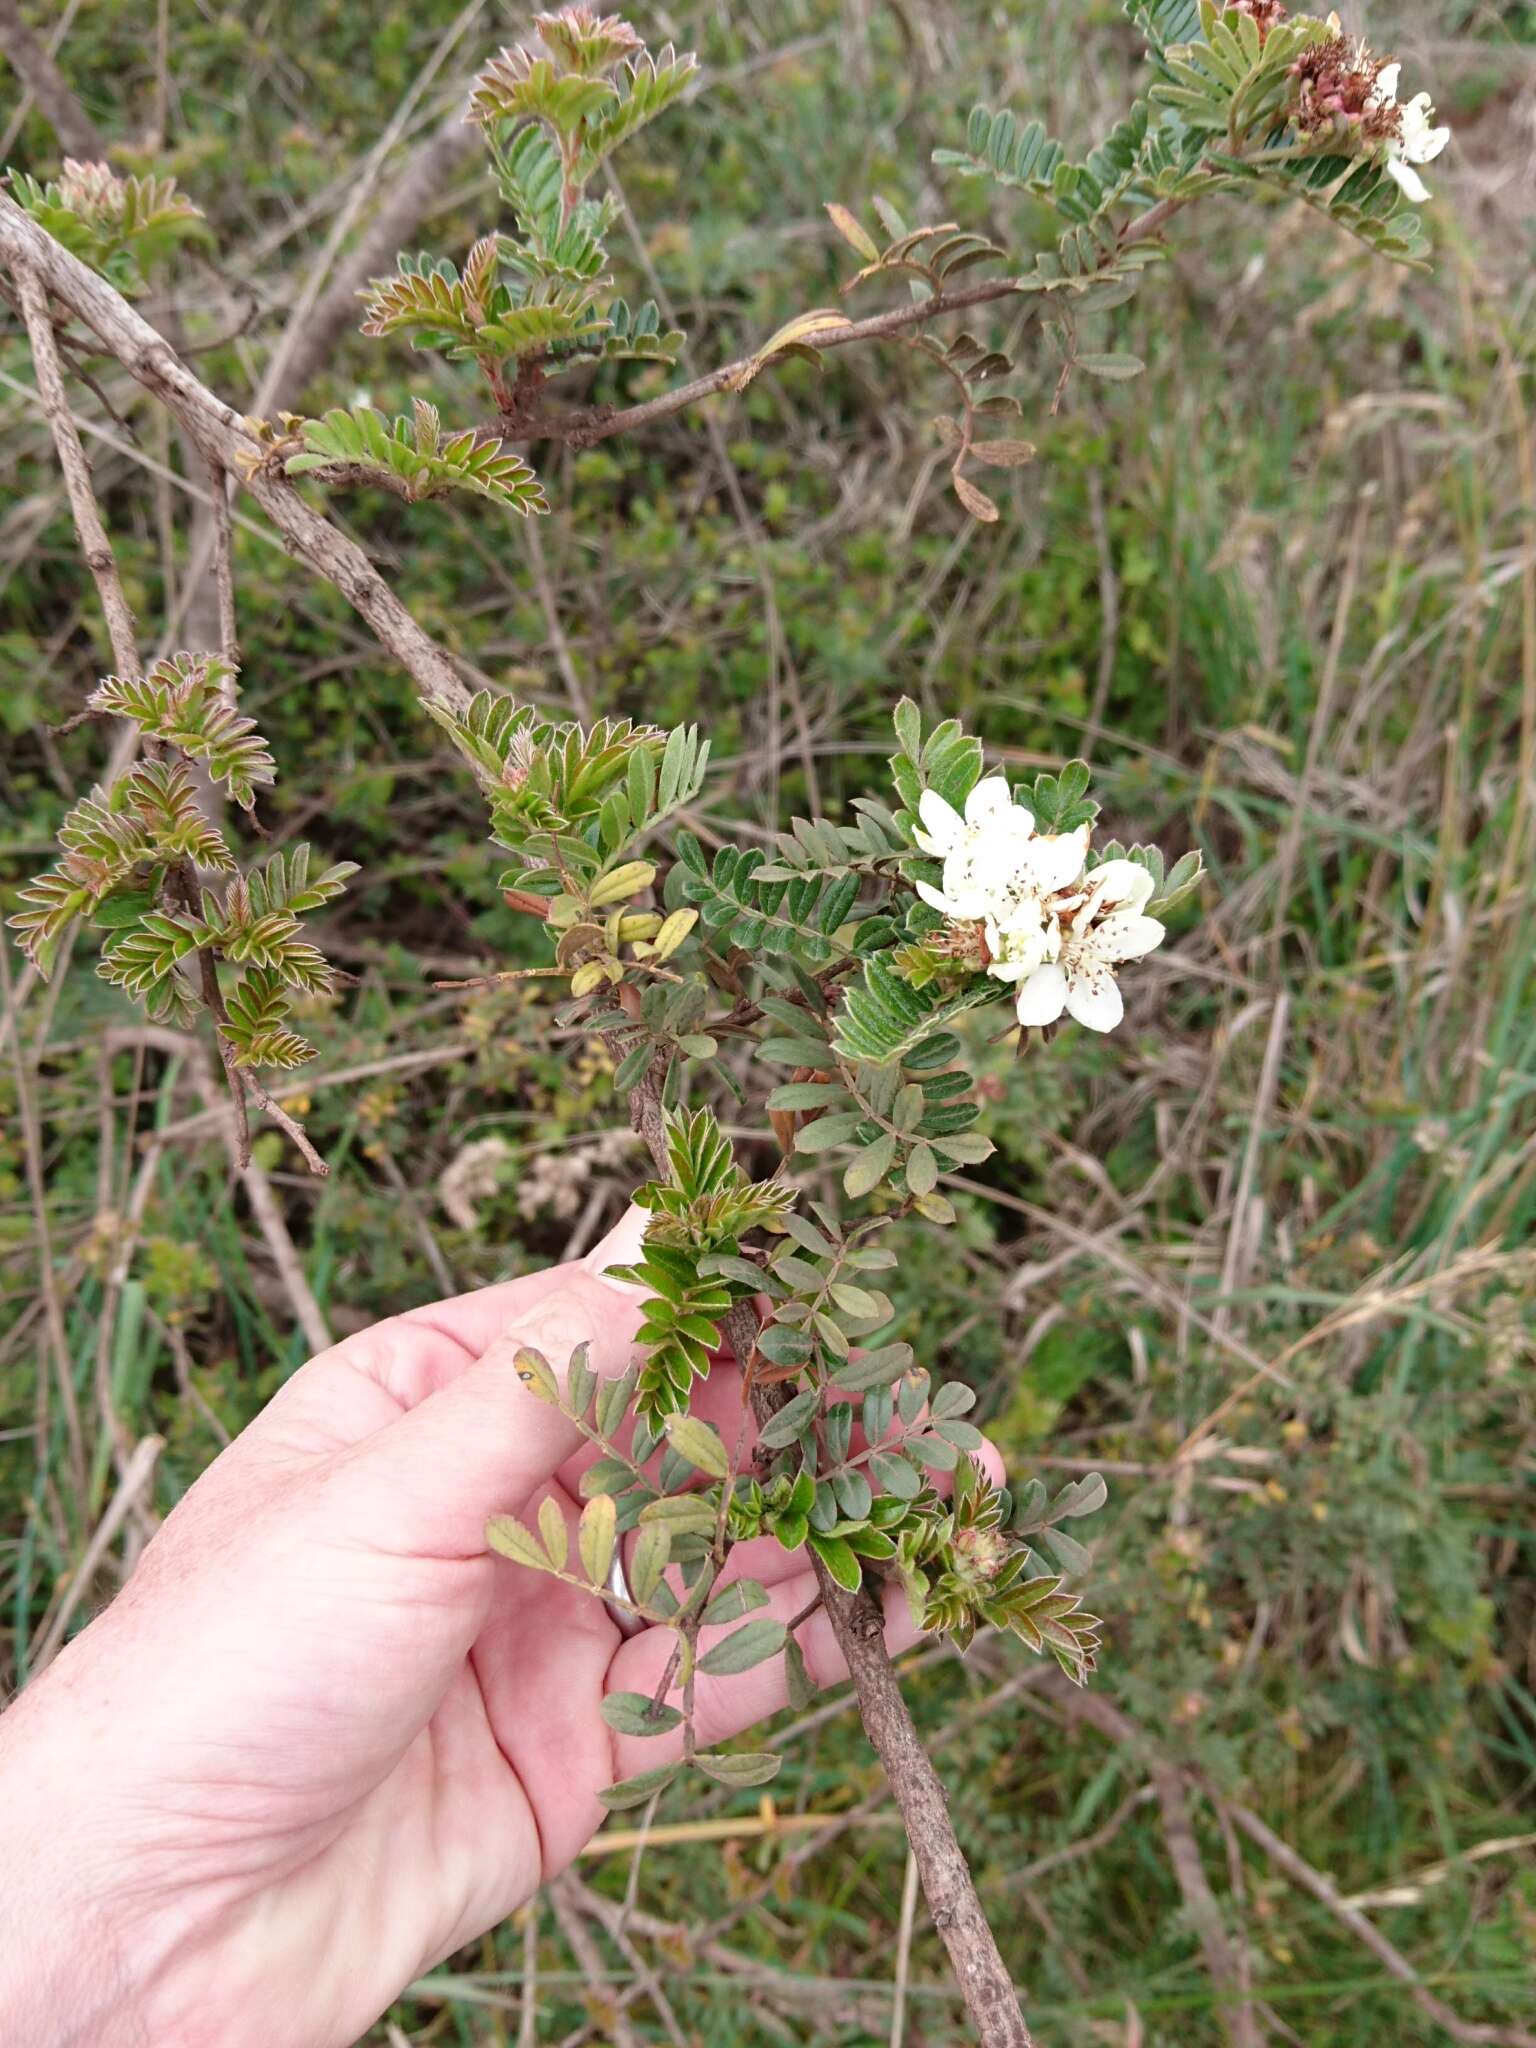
[334,1207,651,1561]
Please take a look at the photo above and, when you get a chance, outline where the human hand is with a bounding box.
[0,1207,935,2048]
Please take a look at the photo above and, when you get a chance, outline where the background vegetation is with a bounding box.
[2,1,1534,2041]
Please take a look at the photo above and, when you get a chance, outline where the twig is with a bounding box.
[1085,466,1119,742]
[1,935,87,1498]
[503,194,1191,450]
[1045,1685,1265,2046]
[252,4,485,417]
[1211,992,1289,1342]
[104,1025,332,1352]
[0,0,106,160]
[202,451,238,665]
[13,261,139,677]
[757,1478,1031,2042]
[889,1847,921,2048]
[548,1877,644,2048]
[517,1901,540,2048]
[1267,492,1370,971]
[0,193,472,716]
[30,1435,164,1675]
[617,1055,1033,2046]
[1219,1798,1536,2048]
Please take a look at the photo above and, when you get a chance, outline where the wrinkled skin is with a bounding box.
[0,1209,940,2048]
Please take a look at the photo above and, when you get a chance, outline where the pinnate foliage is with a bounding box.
[283,401,547,512]
[358,9,693,413]
[9,656,352,1070]
[8,159,206,291]
[89,654,275,810]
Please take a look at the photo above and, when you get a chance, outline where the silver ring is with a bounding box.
[604,1539,646,1638]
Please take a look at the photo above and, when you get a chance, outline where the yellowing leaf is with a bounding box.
[590,860,657,907]
[663,1412,730,1480]
[579,1493,618,1588]
[650,906,699,961]
[734,308,848,389]
[952,472,1000,522]
[971,438,1036,468]
[486,1514,552,1571]
[824,202,879,262]
[539,1494,569,1571]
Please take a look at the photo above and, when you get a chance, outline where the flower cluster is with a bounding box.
[912,779,1167,1034]
[1289,28,1450,205]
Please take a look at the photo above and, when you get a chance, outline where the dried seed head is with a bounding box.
[1290,34,1403,146]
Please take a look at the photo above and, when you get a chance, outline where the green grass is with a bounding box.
[3,1,1536,2042]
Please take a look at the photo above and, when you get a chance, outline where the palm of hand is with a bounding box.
[30,1222,892,2048]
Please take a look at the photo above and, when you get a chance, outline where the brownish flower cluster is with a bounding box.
[1229,0,1290,42]
[1289,33,1403,144]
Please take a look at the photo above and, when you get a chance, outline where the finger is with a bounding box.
[606,1567,924,1779]
[382,1201,651,1374]
[323,1211,651,1561]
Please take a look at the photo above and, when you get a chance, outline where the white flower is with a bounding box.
[983,898,1059,984]
[1370,62,1449,205]
[912,777,1038,922]
[1012,859,1165,1034]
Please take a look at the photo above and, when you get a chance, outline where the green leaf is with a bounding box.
[830,1284,882,1320]
[808,1533,863,1592]
[638,1493,719,1537]
[757,1389,819,1448]
[844,1133,897,1199]
[1045,1526,1093,1575]
[1076,351,1145,379]
[893,697,923,760]
[794,1112,864,1154]
[756,1324,812,1368]
[598,1762,682,1811]
[1053,1472,1109,1519]
[90,654,275,810]
[829,1343,915,1392]
[870,1450,922,1499]
[601,1692,684,1737]
[697,1617,788,1676]
[662,1414,730,1480]
[905,1141,938,1196]
[784,1637,816,1709]
[629,1521,672,1604]
[693,1750,782,1788]
[702,1578,771,1627]
[832,955,993,1067]
[910,1433,959,1471]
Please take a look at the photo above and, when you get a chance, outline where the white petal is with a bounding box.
[1386,154,1430,205]
[1095,912,1165,963]
[1375,61,1401,101]
[937,871,994,919]
[1409,123,1449,165]
[963,776,1018,828]
[985,912,1051,980]
[1014,962,1067,1028]
[1065,967,1124,1033]
[1083,858,1154,919]
[916,788,963,854]
[915,878,958,916]
[1022,823,1089,897]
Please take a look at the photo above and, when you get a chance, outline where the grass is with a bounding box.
[3,0,1535,2042]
